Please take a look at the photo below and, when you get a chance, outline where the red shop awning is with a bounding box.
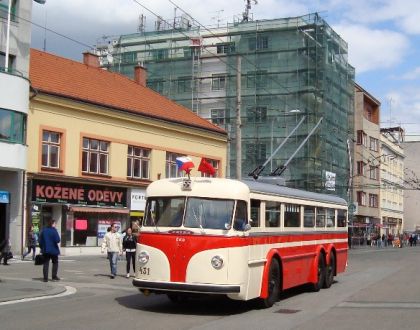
[70,206,129,214]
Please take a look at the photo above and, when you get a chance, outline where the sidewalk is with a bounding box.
[0,258,67,303]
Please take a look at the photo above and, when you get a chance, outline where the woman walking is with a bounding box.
[22,225,38,261]
[123,227,136,278]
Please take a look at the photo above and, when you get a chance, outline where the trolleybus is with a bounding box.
[133,177,348,307]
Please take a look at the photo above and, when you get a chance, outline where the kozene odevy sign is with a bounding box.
[32,179,127,207]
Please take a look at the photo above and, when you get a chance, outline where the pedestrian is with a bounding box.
[39,219,61,282]
[381,234,386,248]
[0,237,12,265]
[22,225,38,261]
[123,227,136,278]
[101,222,122,279]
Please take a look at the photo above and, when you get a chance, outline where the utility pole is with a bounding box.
[235,56,242,179]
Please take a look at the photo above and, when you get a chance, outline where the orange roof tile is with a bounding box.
[29,49,226,135]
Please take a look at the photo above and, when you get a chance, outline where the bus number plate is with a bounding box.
[139,267,150,275]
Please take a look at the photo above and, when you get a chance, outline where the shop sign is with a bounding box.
[32,179,127,207]
[0,191,9,204]
[130,188,146,211]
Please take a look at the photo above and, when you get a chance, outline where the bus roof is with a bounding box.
[242,179,347,206]
[146,177,347,206]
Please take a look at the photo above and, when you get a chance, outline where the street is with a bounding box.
[0,246,419,330]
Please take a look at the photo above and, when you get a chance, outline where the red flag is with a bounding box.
[198,158,216,176]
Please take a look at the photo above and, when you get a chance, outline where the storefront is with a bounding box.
[0,190,10,243]
[29,178,129,254]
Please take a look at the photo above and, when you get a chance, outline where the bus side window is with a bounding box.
[316,208,326,228]
[265,201,281,227]
[326,208,335,227]
[284,204,300,227]
[337,209,347,227]
[250,199,261,227]
[233,200,248,231]
[304,206,315,228]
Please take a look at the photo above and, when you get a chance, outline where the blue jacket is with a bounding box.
[39,227,60,256]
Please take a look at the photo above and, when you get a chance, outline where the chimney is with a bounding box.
[83,51,100,68]
[134,65,147,87]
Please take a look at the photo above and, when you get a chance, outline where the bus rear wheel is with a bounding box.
[311,254,326,292]
[323,253,335,288]
[258,259,280,308]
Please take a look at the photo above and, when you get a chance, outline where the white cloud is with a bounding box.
[333,23,410,73]
[400,67,420,80]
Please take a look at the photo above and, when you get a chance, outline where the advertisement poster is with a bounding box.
[325,171,336,191]
[97,220,121,239]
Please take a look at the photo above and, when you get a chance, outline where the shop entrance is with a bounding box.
[0,203,7,242]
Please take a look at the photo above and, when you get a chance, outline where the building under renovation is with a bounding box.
[97,12,355,199]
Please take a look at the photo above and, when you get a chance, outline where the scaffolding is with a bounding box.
[103,13,355,200]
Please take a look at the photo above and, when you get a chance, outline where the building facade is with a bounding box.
[379,128,404,235]
[98,13,355,199]
[351,84,381,240]
[402,141,420,233]
[28,49,227,255]
[0,0,37,252]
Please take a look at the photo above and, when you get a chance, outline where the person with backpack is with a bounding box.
[22,225,38,261]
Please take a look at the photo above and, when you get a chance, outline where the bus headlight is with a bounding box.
[137,251,150,264]
[211,255,224,269]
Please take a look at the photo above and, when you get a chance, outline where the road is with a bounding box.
[0,247,419,330]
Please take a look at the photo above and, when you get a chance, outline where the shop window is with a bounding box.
[127,146,150,179]
[42,130,61,169]
[82,138,109,175]
[165,152,184,178]
[200,159,219,178]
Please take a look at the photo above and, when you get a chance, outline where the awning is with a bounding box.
[70,206,129,214]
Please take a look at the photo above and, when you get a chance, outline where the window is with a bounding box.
[369,194,378,208]
[0,0,17,21]
[42,131,61,169]
[177,77,190,93]
[216,43,235,54]
[210,108,226,125]
[246,143,266,163]
[284,204,300,227]
[369,137,378,151]
[152,49,168,61]
[357,191,366,206]
[0,52,16,72]
[247,71,267,88]
[127,146,150,179]
[82,138,109,175]
[316,208,326,228]
[211,74,226,90]
[233,200,248,231]
[337,210,347,227]
[357,130,367,146]
[184,198,234,230]
[326,209,335,228]
[0,108,25,143]
[304,206,315,228]
[166,152,184,178]
[200,158,219,178]
[247,106,267,123]
[265,201,281,228]
[248,36,269,50]
[250,199,261,227]
[146,79,164,94]
[369,166,379,180]
[356,161,366,175]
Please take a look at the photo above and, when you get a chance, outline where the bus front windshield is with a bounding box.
[144,197,235,230]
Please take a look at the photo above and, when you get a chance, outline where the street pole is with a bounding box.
[5,0,12,71]
[235,56,242,180]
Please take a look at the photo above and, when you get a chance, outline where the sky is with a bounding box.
[31,0,420,139]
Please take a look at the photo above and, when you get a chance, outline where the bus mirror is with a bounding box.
[244,224,252,231]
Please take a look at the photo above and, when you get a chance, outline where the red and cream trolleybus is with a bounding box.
[133,177,348,307]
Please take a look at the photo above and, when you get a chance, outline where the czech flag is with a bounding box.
[176,156,195,174]
[198,158,216,176]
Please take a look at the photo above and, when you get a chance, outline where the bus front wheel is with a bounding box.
[258,258,281,308]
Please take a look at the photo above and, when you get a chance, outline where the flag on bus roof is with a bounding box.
[176,156,195,174]
[198,158,216,176]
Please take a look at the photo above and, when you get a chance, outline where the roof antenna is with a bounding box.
[242,0,258,22]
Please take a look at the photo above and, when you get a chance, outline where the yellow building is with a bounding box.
[27,49,227,254]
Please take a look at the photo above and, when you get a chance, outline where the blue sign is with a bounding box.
[0,191,10,204]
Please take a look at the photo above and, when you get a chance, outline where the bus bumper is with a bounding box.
[132,279,241,295]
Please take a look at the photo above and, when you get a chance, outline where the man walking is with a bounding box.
[101,223,123,279]
[39,219,61,282]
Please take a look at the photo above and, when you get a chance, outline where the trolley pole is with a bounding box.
[235,56,242,180]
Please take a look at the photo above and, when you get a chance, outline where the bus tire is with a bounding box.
[258,258,280,308]
[323,252,335,289]
[311,254,326,292]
